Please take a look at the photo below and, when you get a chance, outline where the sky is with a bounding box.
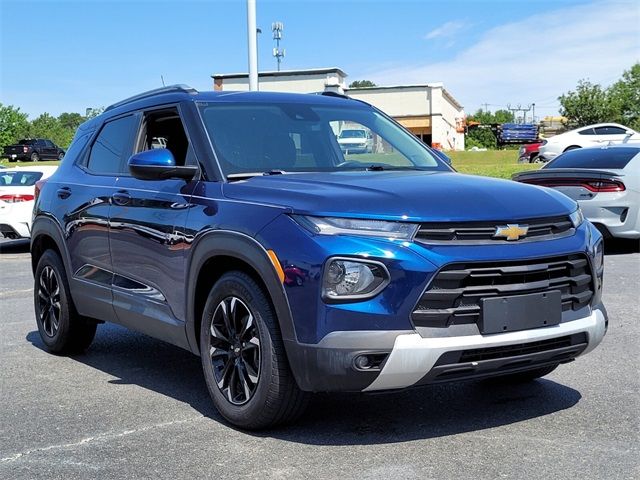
[1,0,638,119]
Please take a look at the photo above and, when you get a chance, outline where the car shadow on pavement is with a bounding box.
[27,323,582,445]
[604,238,639,255]
[0,239,30,253]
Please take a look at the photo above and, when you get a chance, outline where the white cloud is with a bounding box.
[368,1,640,117]
[424,20,467,40]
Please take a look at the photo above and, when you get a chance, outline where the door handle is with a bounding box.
[112,191,131,206]
[56,187,71,199]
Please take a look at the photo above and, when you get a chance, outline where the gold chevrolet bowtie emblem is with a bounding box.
[494,224,529,241]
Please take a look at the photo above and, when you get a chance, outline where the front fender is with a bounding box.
[184,230,298,355]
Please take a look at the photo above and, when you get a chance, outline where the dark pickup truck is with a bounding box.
[2,139,65,162]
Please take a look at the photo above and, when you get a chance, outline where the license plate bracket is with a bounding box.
[480,291,561,334]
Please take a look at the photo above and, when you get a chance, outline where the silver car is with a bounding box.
[513,144,640,240]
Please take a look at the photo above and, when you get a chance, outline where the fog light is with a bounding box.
[322,258,389,300]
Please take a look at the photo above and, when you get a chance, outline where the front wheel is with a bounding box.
[34,250,97,354]
[200,271,309,429]
[58,152,65,160]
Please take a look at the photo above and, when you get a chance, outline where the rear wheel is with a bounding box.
[487,364,559,384]
[34,250,97,354]
[30,152,40,162]
[200,271,309,429]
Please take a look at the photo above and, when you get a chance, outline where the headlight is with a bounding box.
[323,258,389,300]
[293,215,419,240]
[593,238,604,273]
[569,208,584,228]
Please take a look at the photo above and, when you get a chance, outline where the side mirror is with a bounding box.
[128,149,198,181]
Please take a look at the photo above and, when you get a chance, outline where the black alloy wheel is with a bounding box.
[208,296,261,405]
[37,265,62,337]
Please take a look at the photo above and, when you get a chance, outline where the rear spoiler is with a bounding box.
[512,168,623,181]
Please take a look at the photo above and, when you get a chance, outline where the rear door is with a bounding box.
[108,105,199,348]
[593,125,629,145]
[55,114,137,322]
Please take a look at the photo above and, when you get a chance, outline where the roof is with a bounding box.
[212,67,347,80]
[347,83,464,110]
[85,87,365,128]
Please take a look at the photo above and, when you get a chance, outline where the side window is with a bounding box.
[578,128,595,135]
[136,108,191,167]
[45,140,54,147]
[87,115,136,174]
[594,126,627,135]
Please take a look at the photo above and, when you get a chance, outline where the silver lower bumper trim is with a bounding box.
[364,307,607,391]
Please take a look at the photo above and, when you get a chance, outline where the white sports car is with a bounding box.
[513,144,640,240]
[0,166,58,239]
[538,123,638,162]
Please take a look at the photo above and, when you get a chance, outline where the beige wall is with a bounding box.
[347,88,431,117]
[215,72,346,94]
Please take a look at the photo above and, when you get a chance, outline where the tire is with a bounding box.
[34,250,97,354]
[200,271,309,429]
[529,154,540,163]
[486,364,559,384]
[30,152,40,162]
[58,152,65,161]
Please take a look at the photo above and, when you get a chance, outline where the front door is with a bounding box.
[108,106,199,349]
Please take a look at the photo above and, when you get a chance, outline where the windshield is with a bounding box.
[339,130,366,139]
[198,101,450,176]
[0,171,44,186]
[545,147,638,170]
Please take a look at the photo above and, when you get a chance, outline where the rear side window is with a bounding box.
[594,126,628,135]
[578,128,595,135]
[545,147,639,169]
[0,171,44,186]
[87,115,136,174]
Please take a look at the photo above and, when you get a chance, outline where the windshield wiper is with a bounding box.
[226,170,287,181]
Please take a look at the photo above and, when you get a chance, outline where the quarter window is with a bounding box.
[594,126,628,135]
[578,128,595,135]
[87,115,136,174]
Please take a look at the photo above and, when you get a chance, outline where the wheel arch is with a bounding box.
[563,145,581,152]
[30,216,72,279]
[186,231,297,357]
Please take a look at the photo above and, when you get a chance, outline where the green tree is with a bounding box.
[0,104,30,149]
[558,80,614,128]
[608,63,640,131]
[348,80,377,88]
[28,113,67,147]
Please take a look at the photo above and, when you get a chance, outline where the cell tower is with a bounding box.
[272,22,285,71]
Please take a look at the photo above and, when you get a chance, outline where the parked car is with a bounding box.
[337,128,373,153]
[518,142,542,163]
[538,123,638,162]
[0,166,57,239]
[31,85,606,429]
[514,144,640,240]
[2,139,66,162]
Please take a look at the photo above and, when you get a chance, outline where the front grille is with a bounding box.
[415,215,573,244]
[412,254,594,328]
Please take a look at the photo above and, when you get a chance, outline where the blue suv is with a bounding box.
[31,85,607,429]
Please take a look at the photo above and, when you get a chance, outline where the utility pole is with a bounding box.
[246,0,258,91]
[482,103,489,114]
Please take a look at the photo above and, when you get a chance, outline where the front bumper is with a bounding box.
[288,305,607,392]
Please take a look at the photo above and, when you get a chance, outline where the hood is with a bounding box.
[222,171,577,222]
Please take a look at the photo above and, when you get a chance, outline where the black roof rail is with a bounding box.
[105,84,198,111]
[316,90,351,100]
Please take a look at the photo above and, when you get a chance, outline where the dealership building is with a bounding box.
[212,67,465,150]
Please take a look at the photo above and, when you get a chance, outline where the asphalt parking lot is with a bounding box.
[0,238,638,480]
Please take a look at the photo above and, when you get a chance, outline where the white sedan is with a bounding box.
[513,145,640,240]
[538,123,638,162]
[0,166,57,239]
